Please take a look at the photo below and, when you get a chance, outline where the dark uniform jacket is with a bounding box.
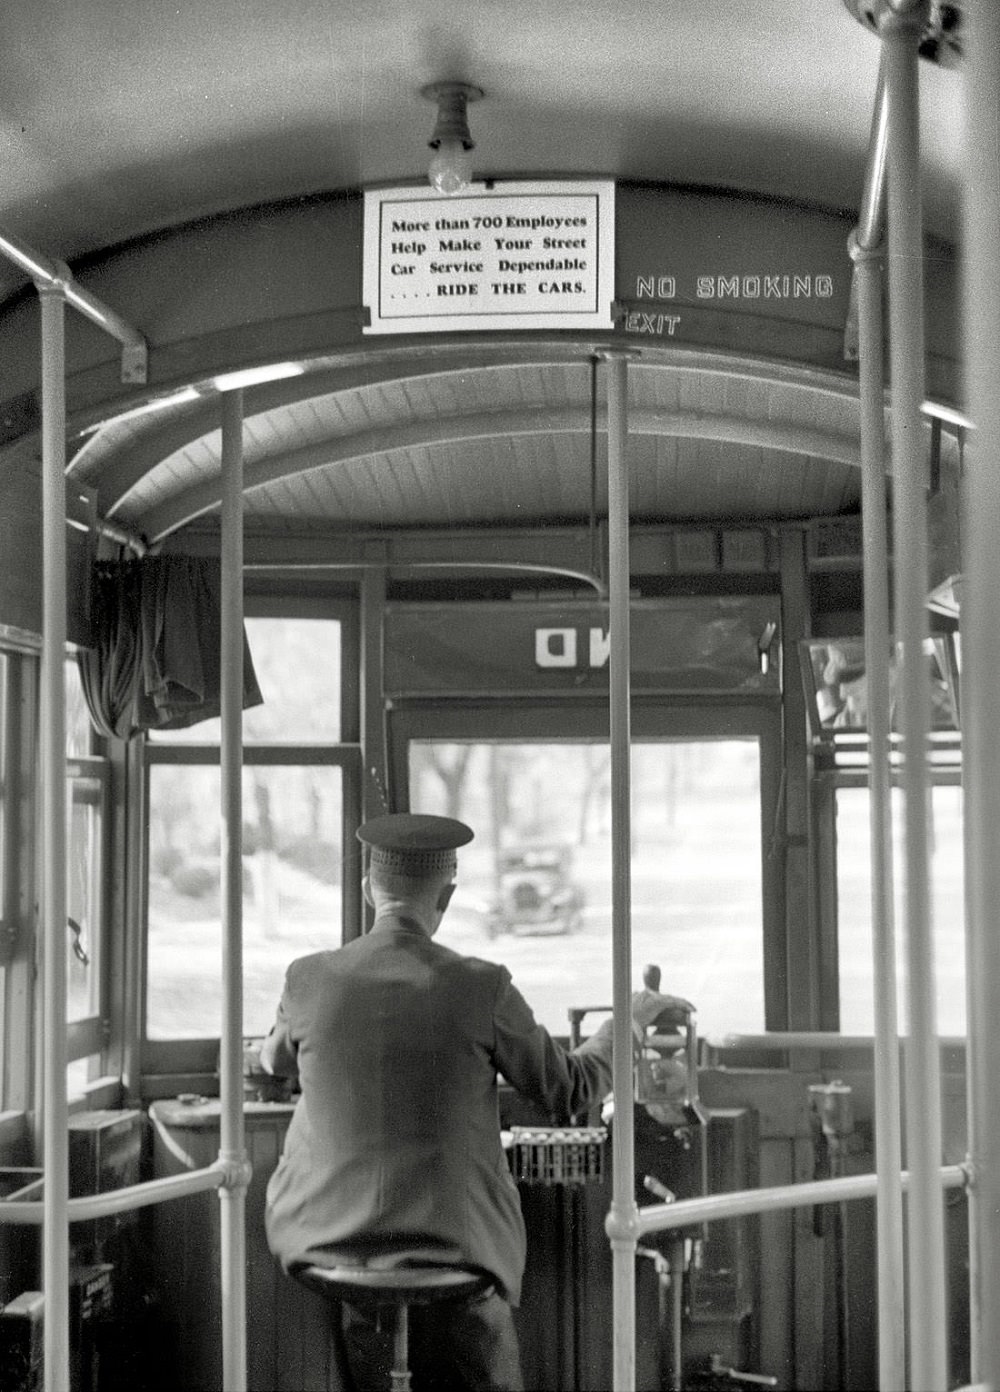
[262,912,614,1305]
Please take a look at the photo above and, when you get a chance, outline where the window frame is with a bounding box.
[65,755,111,1067]
[0,643,37,1120]
[138,597,362,1089]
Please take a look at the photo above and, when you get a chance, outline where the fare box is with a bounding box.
[363,180,615,334]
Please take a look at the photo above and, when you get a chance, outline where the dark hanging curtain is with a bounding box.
[78,555,263,740]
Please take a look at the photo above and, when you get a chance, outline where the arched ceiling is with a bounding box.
[0,1,967,551]
[71,351,868,545]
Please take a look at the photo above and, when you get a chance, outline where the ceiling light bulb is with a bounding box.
[428,137,475,196]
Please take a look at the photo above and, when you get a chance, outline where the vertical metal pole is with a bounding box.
[604,351,637,1392]
[881,8,948,1391]
[38,283,70,1392]
[219,388,248,1392]
[849,233,906,1392]
[961,1,1000,1384]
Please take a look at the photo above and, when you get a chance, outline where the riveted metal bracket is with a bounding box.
[216,1152,254,1192]
[841,0,962,68]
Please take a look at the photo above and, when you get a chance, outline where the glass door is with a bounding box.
[392,703,782,1038]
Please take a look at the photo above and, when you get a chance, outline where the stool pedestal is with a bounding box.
[300,1265,493,1392]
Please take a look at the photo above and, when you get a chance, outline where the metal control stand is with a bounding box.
[809,1081,855,1388]
[637,1177,691,1392]
[570,978,779,1390]
[570,970,710,1389]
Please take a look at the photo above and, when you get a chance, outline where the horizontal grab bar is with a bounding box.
[0,1160,226,1226]
[636,1163,967,1237]
[704,1032,967,1051]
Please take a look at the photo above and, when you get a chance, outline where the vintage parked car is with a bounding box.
[485,845,585,938]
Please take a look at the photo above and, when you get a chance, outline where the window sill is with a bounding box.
[68,1076,123,1112]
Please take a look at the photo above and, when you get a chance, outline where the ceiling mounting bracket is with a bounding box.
[840,1,963,67]
[120,338,149,386]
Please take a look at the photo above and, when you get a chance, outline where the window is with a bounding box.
[65,654,93,758]
[0,654,8,1102]
[146,762,344,1038]
[408,738,765,1037]
[65,649,113,1094]
[66,651,111,1081]
[144,613,356,1052]
[800,636,960,738]
[836,783,965,1034]
[1,650,110,1109]
[1,647,37,1115]
[66,769,106,1027]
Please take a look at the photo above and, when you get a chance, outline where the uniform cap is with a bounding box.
[357,813,473,873]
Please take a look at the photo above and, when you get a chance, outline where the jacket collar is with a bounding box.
[370,911,428,937]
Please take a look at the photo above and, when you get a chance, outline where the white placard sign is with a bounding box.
[363,180,615,334]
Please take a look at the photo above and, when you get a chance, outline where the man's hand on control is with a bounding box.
[631,987,694,1037]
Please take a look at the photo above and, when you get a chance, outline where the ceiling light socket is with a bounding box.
[421,82,485,150]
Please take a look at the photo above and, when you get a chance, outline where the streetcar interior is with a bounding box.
[0,3,984,1390]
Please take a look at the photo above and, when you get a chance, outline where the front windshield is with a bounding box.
[409,738,764,1037]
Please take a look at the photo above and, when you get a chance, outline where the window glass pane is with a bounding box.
[149,617,341,743]
[68,1056,100,1099]
[65,657,92,757]
[0,652,7,919]
[147,764,343,1038]
[408,740,764,1037]
[803,637,960,734]
[67,776,103,1024]
[0,654,7,1094]
[836,784,966,1033]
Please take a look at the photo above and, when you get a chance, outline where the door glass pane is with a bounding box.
[147,764,343,1038]
[67,776,103,1023]
[836,784,965,1034]
[408,739,764,1036]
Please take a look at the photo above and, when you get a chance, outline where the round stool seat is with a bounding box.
[299,1265,494,1392]
[301,1263,493,1309]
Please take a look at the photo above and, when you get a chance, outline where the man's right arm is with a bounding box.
[491,969,613,1121]
[260,991,299,1079]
